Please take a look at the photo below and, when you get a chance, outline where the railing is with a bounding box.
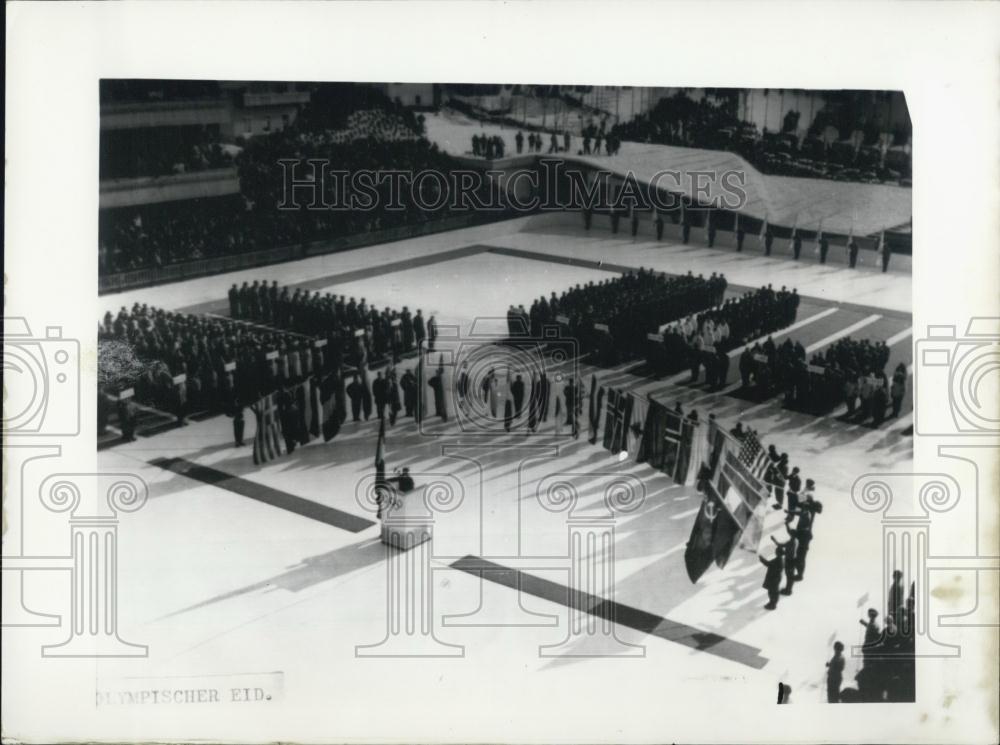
[99,209,518,295]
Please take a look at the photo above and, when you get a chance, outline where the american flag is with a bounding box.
[737,429,771,482]
[716,429,771,516]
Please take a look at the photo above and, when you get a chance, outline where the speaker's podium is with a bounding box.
[380,485,432,550]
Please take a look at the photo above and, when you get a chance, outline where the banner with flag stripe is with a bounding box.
[684,424,776,581]
[251,392,285,465]
[626,392,648,458]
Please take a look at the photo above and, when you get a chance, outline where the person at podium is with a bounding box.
[387,467,415,494]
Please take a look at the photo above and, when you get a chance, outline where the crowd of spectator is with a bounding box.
[649,284,801,383]
[610,93,911,185]
[101,127,235,180]
[527,268,728,365]
[100,98,491,276]
[826,573,916,703]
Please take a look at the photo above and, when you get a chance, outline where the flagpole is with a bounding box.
[416,338,426,424]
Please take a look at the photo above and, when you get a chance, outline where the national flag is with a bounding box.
[877,230,886,256]
[602,387,631,454]
[684,493,722,583]
[845,224,854,259]
[683,416,709,488]
[758,215,768,249]
[626,392,648,458]
[319,374,342,441]
[308,378,323,438]
[789,215,798,254]
[814,219,824,255]
[736,428,771,484]
[587,374,598,444]
[704,209,712,245]
[250,392,285,465]
[661,408,694,484]
[294,380,312,445]
[705,414,727,475]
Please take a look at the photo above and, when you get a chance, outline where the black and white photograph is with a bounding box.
[3,3,998,744]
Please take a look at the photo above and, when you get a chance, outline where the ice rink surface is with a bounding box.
[43,214,926,739]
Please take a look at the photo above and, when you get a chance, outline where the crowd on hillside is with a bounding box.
[649,284,801,383]
[528,268,728,364]
[610,93,910,185]
[825,573,916,703]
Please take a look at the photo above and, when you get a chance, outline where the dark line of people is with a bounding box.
[227,279,437,367]
[526,268,728,366]
[737,334,907,424]
[648,284,801,385]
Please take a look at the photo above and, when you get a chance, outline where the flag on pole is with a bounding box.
[789,215,798,255]
[734,212,740,234]
[626,392,648,458]
[704,209,712,245]
[683,424,775,581]
[814,219,824,255]
[845,223,854,260]
[250,392,285,465]
[758,215,768,250]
